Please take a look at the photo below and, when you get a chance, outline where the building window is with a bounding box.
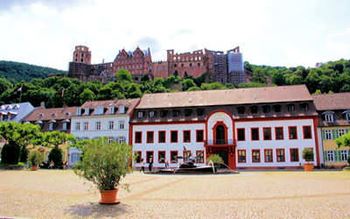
[196,130,204,142]
[170,151,178,163]
[137,111,144,119]
[276,149,285,162]
[95,121,101,130]
[251,128,259,141]
[135,151,142,163]
[303,126,312,139]
[326,150,334,162]
[290,148,299,162]
[323,129,333,140]
[300,103,309,112]
[275,127,284,140]
[48,123,54,131]
[75,122,80,131]
[158,151,166,163]
[196,150,204,163]
[340,150,348,161]
[263,128,272,140]
[183,130,191,143]
[135,131,142,143]
[264,149,273,163]
[238,150,246,163]
[252,150,260,163]
[158,131,166,143]
[237,128,245,141]
[119,121,125,130]
[149,111,155,118]
[146,151,154,163]
[171,130,178,143]
[172,110,180,117]
[117,136,126,143]
[324,113,334,123]
[183,150,191,162]
[62,122,67,131]
[147,131,154,143]
[108,137,114,143]
[346,112,350,121]
[109,121,114,130]
[338,129,347,136]
[288,126,297,139]
[83,122,89,130]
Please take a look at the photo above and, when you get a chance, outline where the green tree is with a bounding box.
[181,78,197,91]
[115,69,133,82]
[79,88,96,104]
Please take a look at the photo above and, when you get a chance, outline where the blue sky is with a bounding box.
[0,0,349,70]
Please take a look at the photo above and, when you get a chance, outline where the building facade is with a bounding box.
[313,93,350,167]
[23,106,77,132]
[70,99,139,165]
[131,85,320,170]
[68,45,247,84]
[0,102,34,122]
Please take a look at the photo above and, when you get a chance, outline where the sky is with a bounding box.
[0,0,349,70]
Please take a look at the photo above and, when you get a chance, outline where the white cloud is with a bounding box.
[0,0,349,70]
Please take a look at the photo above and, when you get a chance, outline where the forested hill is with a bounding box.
[0,61,66,82]
[244,59,350,93]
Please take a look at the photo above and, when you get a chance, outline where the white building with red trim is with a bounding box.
[130,85,320,170]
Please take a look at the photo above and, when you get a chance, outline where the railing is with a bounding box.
[207,139,234,145]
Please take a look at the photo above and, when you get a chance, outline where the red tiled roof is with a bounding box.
[81,98,140,115]
[24,107,77,121]
[313,92,350,111]
[136,85,312,109]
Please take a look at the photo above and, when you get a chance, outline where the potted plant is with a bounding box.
[302,148,314,171]
[28,150,44,171]
[74,137,131,204]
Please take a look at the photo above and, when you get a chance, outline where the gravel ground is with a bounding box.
[0,170,349,219]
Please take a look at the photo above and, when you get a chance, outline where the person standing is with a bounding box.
[140,158,145,173]
[148,157,153,172]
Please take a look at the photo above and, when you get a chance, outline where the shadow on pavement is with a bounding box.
[65,202,130,218]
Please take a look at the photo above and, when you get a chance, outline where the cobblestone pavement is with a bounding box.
[0,170,349,219]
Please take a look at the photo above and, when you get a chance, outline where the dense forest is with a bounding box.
[0,59,349,107]
[0,61,66,82]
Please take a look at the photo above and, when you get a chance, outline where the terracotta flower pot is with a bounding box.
[99,189,120,205]
[304,163,314,171]
[31,165,38,171]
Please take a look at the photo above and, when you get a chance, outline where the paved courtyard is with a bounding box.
[0,170,349,219]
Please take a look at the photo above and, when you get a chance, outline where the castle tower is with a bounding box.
[73,45,91,64]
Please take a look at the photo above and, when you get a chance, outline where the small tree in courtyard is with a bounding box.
[336,132,350,166]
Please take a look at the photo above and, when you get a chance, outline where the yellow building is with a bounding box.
[313,93,350,168]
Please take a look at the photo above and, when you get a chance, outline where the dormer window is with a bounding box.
[300,103,309,112]
[83,108,90,115]
[343,110,350,122]
[323,111,335,123]
[149,111,155,118]
[287,104,295,112]
[76,107,81,116]
[160,110,168,118]
[137,111,144,119]
[172,110,180,117]
[109,106,115,114]
[118,105,125,114]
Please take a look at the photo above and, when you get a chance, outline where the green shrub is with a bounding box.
[1,141,20,164]
[74,137,131,191]
[28,150,44,167]
[302,148,314,162]
[207,154,224,164]
[48,147,63,168]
